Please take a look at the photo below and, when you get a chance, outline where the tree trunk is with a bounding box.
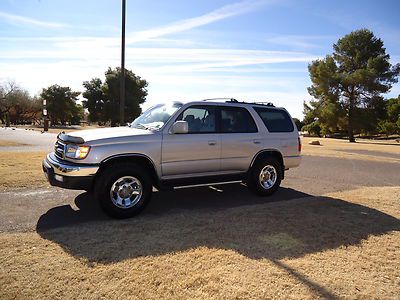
[347,95,356,143]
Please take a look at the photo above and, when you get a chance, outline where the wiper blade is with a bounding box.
[132,123,148,129]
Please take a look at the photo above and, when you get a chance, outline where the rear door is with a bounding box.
[220,106,263,172]
[161,105,221,177]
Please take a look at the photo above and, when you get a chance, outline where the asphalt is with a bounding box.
[0,127,56,152]
[0,128,399,232]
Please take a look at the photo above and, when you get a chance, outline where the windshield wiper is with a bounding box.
[131,123,148,129]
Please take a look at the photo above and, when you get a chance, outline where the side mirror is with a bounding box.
[171,121,188,134]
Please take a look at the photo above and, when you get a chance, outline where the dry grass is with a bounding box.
[0,151,47,191]
[302,137,400,163]
[0,186,399,299]
[0,140,28,147]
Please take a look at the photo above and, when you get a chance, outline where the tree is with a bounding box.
[82,78,105,123]
[0,81,41,125]
[379,95,400,135]
[386,96,400,123]
[302,121,321,137]
[82,67,148,126]
[308,29,400,142]
[292,118,304,131]
[0,81,18,126]
[40,85,81,125]
[303,98,347,136]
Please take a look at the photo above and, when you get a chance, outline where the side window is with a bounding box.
[253,107,294,132]
[221,107,258,133]
[177,106,216,133]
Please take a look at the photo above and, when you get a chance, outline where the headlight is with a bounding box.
[65,144,91,159]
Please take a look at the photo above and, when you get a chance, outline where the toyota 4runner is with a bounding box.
[43,99,301,218]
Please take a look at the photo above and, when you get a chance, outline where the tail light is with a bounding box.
[298,137,302,152]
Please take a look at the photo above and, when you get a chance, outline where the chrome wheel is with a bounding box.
[110,176,143,209]
[259,165,277,190]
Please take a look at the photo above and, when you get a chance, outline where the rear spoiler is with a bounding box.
[57,132,85,144]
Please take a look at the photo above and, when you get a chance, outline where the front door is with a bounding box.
[161,105,221,177]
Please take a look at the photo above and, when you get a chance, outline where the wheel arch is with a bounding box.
[249,149,285,179]
[95,154,159,188]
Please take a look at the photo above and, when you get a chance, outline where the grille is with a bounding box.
[54,140,65,159]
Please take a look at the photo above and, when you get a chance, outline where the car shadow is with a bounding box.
[36,183,400,265]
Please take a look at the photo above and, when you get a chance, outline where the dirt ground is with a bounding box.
[0,136,399,299]
[302,137,400,163]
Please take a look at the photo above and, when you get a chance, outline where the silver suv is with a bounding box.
[43,99,301,218]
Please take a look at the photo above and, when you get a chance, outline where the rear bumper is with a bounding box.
[42,152,99,190]
[283,155,301,169]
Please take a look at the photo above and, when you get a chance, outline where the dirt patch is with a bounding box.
[0,151,47,191]
[0,186,399,299]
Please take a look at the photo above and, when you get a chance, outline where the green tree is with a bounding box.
[308,29,400,142]
[83,68,148,126]
[378,120,397,137]
[292,118,304,131]
[303,99,347,136]
[386,96,400,123]
[302,121,322,137]
[379,95,400,135]
[40,85,81,125]
[82,78,105,123]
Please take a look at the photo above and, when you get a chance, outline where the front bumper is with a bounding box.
[42,152,99,190]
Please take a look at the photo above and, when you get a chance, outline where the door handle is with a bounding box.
[253,139,261,144]
[208,140,217,146]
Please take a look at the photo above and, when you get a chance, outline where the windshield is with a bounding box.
[130,102,182,130]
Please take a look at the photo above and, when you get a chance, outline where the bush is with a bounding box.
[378,120,398,137]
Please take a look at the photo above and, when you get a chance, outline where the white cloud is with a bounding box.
[265,35,336,49]
[0,11,67,28]
[126,0,275,44]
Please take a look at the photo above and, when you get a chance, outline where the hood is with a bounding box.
[67,126,153,143]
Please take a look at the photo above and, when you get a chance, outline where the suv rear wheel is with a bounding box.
[247,157,282,196]
[95,162,152,218]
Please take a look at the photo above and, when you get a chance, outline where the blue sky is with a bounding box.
[0,0,399,119]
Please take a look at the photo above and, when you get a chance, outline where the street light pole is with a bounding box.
[120,0,126,125]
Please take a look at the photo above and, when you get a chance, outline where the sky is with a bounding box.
[0,0,399,119]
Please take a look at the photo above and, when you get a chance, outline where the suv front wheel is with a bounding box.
[247,157,282,196]
[95,162,152,218]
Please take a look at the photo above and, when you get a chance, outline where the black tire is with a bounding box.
[94,162,152,218]
[247,157,282,196]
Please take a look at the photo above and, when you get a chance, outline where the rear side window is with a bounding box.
[253,107,294,132]
[220,107,258,133]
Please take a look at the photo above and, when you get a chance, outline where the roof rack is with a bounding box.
[250,101,275,107]
[201,98,274,107]
[202,98,238,102]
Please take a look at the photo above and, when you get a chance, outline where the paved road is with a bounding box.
[0,127,56,151]
[0,152,399,232]
[0,129,399,232]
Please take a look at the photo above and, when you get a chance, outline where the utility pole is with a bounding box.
[120,0,126,125]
